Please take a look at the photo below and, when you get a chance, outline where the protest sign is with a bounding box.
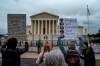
[59,18,78,40]
[8,14,26,41]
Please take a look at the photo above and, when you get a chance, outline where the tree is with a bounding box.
[97,29,100,34]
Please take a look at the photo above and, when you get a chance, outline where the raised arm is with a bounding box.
[36,50,44,64]
[1,42,7,53]
[19,41,29,55]
[78,37,84,54]
[57,37,66,54]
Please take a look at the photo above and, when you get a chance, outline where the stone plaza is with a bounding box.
[0,45,100,66]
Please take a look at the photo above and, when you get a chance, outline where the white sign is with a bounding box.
[60,18,78,40]
[8,14,26,41]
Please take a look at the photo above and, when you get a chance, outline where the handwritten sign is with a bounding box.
[8,14,26,41]
[60,18,78,40]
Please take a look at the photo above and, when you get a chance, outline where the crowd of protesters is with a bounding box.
[0,35,96,66]
[36,36,96,66]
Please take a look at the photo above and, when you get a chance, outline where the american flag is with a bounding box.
[87,5,90,15]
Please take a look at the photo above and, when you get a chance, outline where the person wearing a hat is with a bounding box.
[80,41,96,66]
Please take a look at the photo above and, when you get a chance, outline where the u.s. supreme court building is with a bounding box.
[27,12,87,44]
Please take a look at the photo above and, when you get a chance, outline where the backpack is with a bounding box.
[66,50,80,66]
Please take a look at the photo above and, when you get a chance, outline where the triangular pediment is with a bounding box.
[30,12,59,18]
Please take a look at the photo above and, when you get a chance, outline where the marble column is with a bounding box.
[45,20,47,34]
[38,20,40,34]
[31,20,33,34]
[52,20,54,34]
[34,20,36,34]
[41,20,43,34]
[49,20,51,34]
[56,20,58,34]
[36,20,38,34]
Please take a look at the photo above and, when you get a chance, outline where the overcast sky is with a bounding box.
[0,0,100,34]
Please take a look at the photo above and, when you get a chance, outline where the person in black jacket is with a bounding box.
[80,42,96,66]
[0,37,29,66]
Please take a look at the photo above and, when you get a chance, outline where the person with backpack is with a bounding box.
[57,37,84,66]
[0,37,29,66]
[80,41,96,66]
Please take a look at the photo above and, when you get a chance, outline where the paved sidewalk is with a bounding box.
[0,48,100,66]
[0,57,100,66]
[0,46,100,60]
[0,50,100,60]
[22,52,100,60]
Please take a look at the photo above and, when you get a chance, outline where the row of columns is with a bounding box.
[31,20,58,35]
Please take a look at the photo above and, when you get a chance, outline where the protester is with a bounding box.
[80,41,96,66]
[0,37,29,66]
[44,50,66,66]
[57,37,84,66]
[36,40,42,54]
[36,43,52,65]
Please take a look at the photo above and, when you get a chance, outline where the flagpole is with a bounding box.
[87,5,89,35]
[87,5,90,45]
